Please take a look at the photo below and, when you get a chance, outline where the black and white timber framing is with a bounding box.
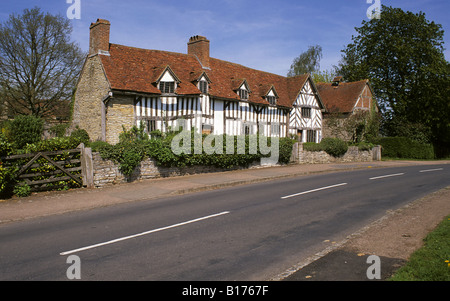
[134,70,323,142]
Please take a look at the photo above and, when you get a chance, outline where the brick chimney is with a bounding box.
[332,76,343,87]
[188,36,210,69]
[89,19,111,55]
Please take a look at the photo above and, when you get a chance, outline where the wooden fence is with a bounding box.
[1,145,91,192]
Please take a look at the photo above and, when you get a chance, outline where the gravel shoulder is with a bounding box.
[282,185,450,281]
[344,185,450,260]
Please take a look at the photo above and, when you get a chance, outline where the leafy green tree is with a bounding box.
[311,69,336,83]
[0,7,85,118]
[336,6,449,156]
[287,45,322,77]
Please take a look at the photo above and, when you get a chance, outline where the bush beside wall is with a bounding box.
[303,138,349,157]
[375,137,435,160]
[296,145,376,164]
[91,126,297,178]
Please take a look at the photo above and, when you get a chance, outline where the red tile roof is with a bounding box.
[98,43,314,108]
[316,80,370,113]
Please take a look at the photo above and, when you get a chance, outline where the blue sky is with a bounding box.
[1,0,449,76]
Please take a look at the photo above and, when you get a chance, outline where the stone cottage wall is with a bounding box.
[105,94,135,145]
[72,55,110,142]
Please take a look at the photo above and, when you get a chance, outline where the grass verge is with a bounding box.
[389,215,450,281]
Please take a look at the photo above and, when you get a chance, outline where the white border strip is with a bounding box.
[60,211,230,256]
[281,183,348,199]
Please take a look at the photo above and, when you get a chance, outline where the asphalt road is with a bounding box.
[0,164,448,281]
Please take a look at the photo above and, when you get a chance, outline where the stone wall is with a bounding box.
[86,143,381,188]
[292,143,381,164]
[91,152,259,188]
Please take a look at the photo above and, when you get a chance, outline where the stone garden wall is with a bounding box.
[84,143,381,188]
[91,152,259,188]
[291,143,381,164]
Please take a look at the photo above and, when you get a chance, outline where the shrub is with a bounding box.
[302,138,349,157]
[13,183,31,198]
[91,126,149,177]
[321,138,348,157]
[0,134,13,157]
[8,115,44,149]
[23,136,83,153]
[378,137,435,160]
[93,129,297,178]
[150,129,163,138]
[70,127,90,145]
[0,164,17,198]
[303,142,325,152]
[376,137,435,159]
[278,137,296,164]
[356,141,374,151]
[119,124,148,143]
[89,140,111,152]
[49,124,69,138]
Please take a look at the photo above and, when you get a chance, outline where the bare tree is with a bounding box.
[0,7,85,118]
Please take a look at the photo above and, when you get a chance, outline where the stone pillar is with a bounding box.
[79,143,94,188]
[372,145,382,161]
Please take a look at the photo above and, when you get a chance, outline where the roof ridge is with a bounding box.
[316,79,369,85]
[100,42,315,107]
[209,57,287,79]
[110,43,194,58]
[110,43,292,80]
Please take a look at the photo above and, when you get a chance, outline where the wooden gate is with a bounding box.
[2,149,83,192]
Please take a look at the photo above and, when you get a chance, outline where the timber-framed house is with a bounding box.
[72,19,326,144]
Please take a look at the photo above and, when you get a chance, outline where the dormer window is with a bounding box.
[239,89,248,100]
[234,79,250,101]
[199,80,208,94]
[156,66,180,94]
[265,86,278,106]
[267,96,276,105]
[193,73,211,95]
[160,81,175,94]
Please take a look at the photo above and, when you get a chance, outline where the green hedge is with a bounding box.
[303,138,349,157]
[321,138,349,157]
[375,137,435,159]
[91,127,296,177]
